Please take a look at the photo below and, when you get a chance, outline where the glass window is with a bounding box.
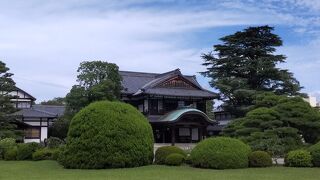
[25,127,40,139]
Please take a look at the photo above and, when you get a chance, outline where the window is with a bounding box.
[25,127,40,139]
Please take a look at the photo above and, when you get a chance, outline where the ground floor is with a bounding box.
[1,161,318,180]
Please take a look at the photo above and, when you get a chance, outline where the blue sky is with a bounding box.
[0,0,319,103]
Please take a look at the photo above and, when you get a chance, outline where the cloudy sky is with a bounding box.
[1,0,320,103]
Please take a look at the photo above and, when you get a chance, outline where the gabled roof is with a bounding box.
[119,69,217,98]
[15,87,36,101]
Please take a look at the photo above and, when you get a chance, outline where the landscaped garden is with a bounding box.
[1,161,320,180]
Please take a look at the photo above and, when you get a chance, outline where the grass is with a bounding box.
[0,161,319,180]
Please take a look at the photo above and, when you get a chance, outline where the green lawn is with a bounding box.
[0,161,319,180]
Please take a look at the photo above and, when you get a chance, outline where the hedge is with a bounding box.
[16,142,41,160]
[0,138,16,159]
[4,147,17,161]
[165,153,185,166]
[155,146,186,164]
[58,101,154,169]
[309,141,320,167]
[33,148,61,161]
[46,137,65,149]
[249,151,272,167]
[190,137,251,169]
[285,150,312,167]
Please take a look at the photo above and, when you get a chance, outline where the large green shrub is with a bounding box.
[0,138,16,159]
[190,137,251,169]
[33,148,61,161]
[249,151,272,167]
[47,137,65,149]
[58,101,154,169]
[155,146,186,164]
[285,150,312,167]
[4,147,17,161]
[16,142,41,160]
[165,153,185,166]
[309,142,320,167]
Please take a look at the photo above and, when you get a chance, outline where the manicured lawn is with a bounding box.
[0,161,319,180]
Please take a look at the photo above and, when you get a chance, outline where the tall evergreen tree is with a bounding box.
[201,26,302,117]
[0,61,22,140]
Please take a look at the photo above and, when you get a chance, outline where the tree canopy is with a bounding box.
[0,61,22,140]
[222,93,320,155]
[40,97,65,106]
[201,26,302,117]
[65,61,122,115]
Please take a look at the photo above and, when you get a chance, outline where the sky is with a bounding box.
[0,0,320,103]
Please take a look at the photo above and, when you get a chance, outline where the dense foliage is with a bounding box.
[65,61,122,116]
[46,137,65,148]
[190,137,251,169]
[58,101,154,169]
[16,143,41,160]
[0,138,16,159]
[3,147,17,161]
[223,93,320,156]
[48,117,70,140]
[32,148,61,161]
[249,151,272,167]
[0,61,22,140]
[285,150,312,167]
[309,142,320,167]
[201,26,302,117]
[40,97,65,105]
[165,153,185,166]
[155,146,187,165]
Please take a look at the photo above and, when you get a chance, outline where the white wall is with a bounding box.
[24,139,40,143]
[41,127,48,142]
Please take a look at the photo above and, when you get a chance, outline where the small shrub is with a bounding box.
[249,151,272,167]
[285,150,312,167]
[185,155,192,165]
[309,142,320,167]
[190,137,251,169]
[32,148,61,161]
[165,153,185,166]
[155,146,186,164]
[4,147,17,161]
[0,138,16,159]
[16,142,41,160]
[58,101,154,169]
[47,137,65,149]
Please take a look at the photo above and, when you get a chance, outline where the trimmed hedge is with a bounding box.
[33,148,61,161]
[4,147,17,161]
[0,138,16,159]
[155,146,187,164]
[285,150,312,167]
[16,142,41,160]
[58,101,154,169]
[165,153,185,166]
[309,142,320,167]
[190,137,251,169]
[249,151,272,167]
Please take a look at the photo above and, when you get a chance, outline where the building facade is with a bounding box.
[120,69,217,144]
[10,88,65,143]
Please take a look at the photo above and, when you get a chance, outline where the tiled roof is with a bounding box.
[119,69,217,98]
[12,105,65,118]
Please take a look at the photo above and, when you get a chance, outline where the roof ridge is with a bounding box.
[32,108,57,116]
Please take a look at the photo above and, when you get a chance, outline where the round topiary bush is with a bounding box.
[58,101,154,169]
[190,137,251,169]
[155,146,186,164]
[285,150,312,167]
[46,137,64,149]
[309,141,320,167]
[249,151,272,167]
[165,153,185,166]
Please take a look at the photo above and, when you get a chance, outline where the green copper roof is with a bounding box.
[156,108,216,124]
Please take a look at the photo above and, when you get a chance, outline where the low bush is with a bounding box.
[0,138,16,159]
[16,142,41,160]
[46,137,65,149]
[4,147,17,161]
[309,142,320,167]
[285,150,312,167]
[165,153,185,166]
[190,137,251,169]
[249,151,272,167]
[32,148,61,161]
[155,146,186,164]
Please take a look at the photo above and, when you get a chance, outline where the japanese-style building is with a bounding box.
[120,69,218,144]
[10,88,65,143]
